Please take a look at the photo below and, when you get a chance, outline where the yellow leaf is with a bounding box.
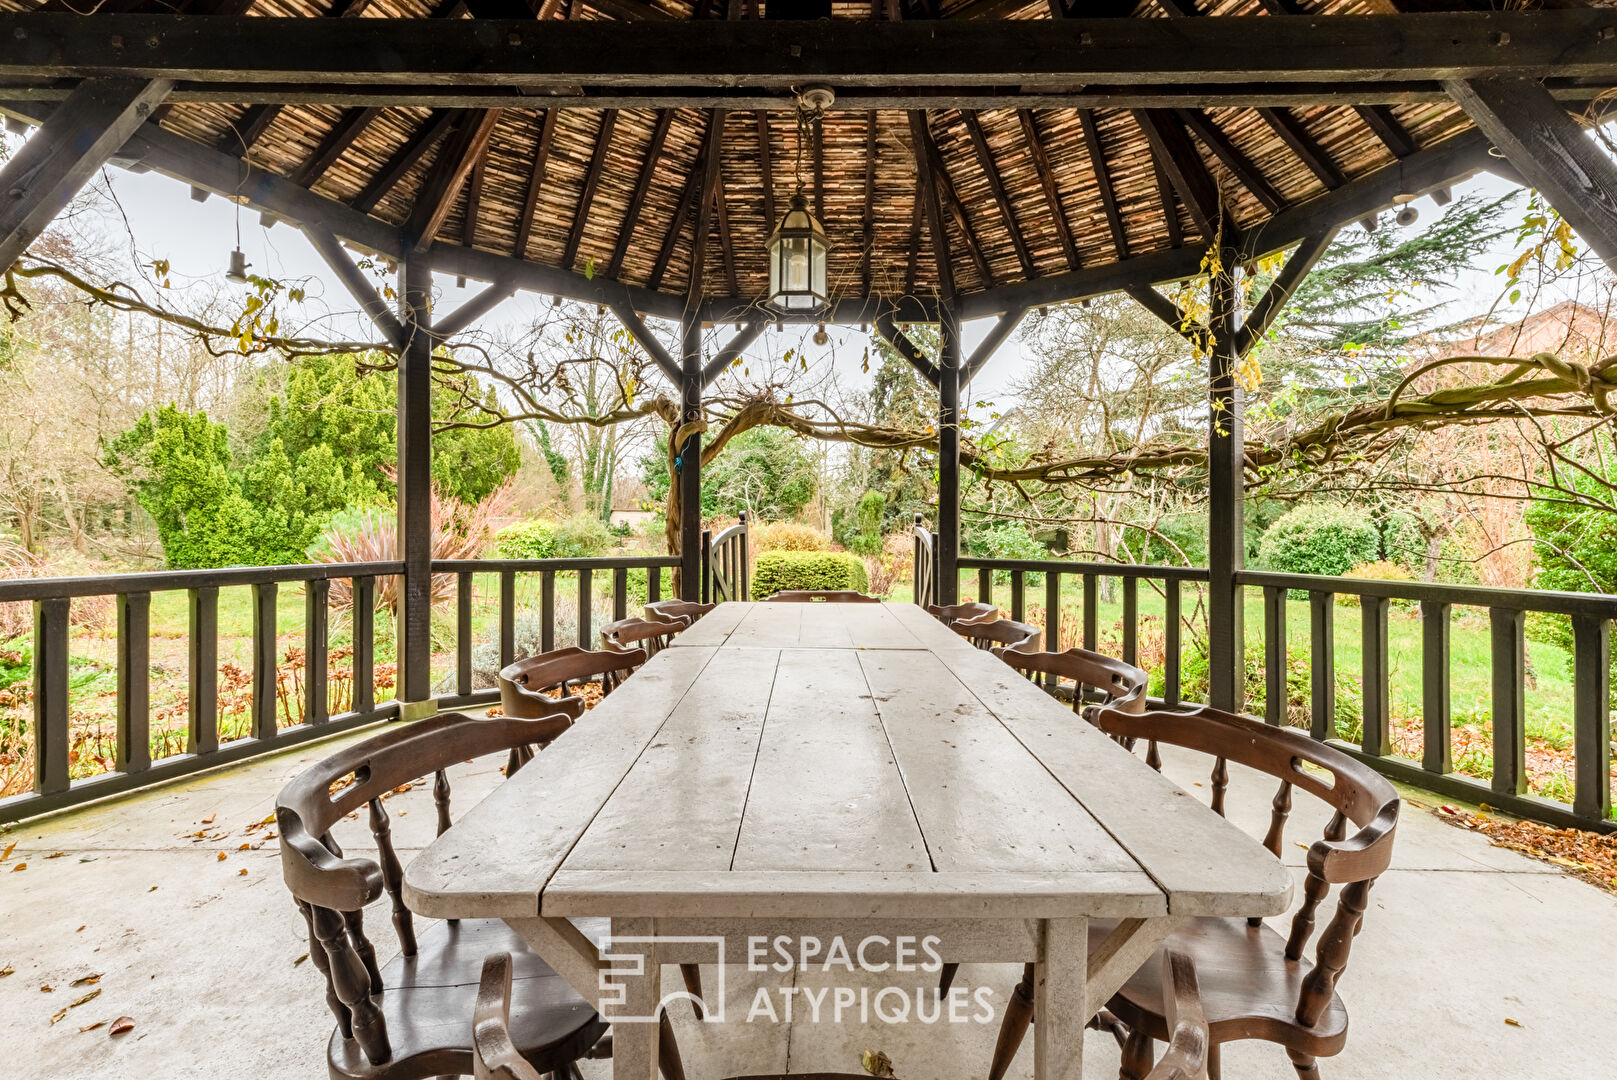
[50,1007,68,1025]
[70,989,100,1009]
[1,841,14,861]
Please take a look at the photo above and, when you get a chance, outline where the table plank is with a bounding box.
[564,647,781,872]
[401,645,720,919]
[713,601,926,649]
[733,648,928,873]
[665,601,748,647]
[857,649,1143,876]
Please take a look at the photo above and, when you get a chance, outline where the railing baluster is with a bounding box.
[116,591,151,773]
[577,569,592,649]
[252,582,278,740]
[1082,573,1097,650]
[1122,575,1138,667]
[33,597,70,795]
[1044,571,1061,689]
[1421,599,1451,774]
[1489,607,1527,797]
[352,577,374,715]
[1263,586,1285,727]
[1361,594,1391,757]
[305,579,329,726]
[499,570,515,669]
[541,571,555,654]
[979,567,992,608]
[701,529,712,605]
[649,566,662,603]
[1010,569,1024,624]
[1309,590,1334,742]
[1572,615,1611,823]
[614,566,628,621]
[1165,578,1181,707]
[456,571,473,697]
[188,586,219,753]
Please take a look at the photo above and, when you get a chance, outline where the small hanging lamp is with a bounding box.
[766,86,833,315]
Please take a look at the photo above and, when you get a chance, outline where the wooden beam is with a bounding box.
[353,107,457,215]
[648,148,705,293]
[756,110,776,234]
[461,143,487,250]
[1355,104,1416,158]
[1234,228,1334,356]
[1017,109,1079,271]
[606,109,672,279]
[513,109,557,259]
[962,112,1035,279]
[1151,154,1184,247]
[404,108,500,252]
[0,77,170,271]
[302,222,406,346]
[874,313,941,388]
[608,297,682,384]
[562,109,617,271]
[1257,106,1345,188]
[1080,109,1128,261]
[214,102,278,155]
[432,280,515,340]
[701,317,766,386]
[1125,283,1193,338]
[579,0,676,19]
[687,109,726,302]
[908,110,957,298]
[290,106,381,188]
[1447,75,1617,275]
[1134,108,1224,239]
[713,168,737,300]
[1176,107,1286,214]
[861,109,878,296]
[813,114,825,223]
[903,194,923,298]
[963,306,1025,384]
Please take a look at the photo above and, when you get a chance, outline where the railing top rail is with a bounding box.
[431,555,680,572]
[1236,568,1617,618]
[708,522,747,546]
[958,557,1210,581]
[0,560,406,602]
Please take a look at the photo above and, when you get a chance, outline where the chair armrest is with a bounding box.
[474,953,545,1080]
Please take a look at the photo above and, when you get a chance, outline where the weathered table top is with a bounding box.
[403,602,1291,923]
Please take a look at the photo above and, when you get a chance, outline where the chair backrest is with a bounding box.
[1000,647,1148,715]
[762,589,882,603]
[954,616,1040,652]
[1090,702,1400,1033]
[498,645,647,719]
[277,711,572,1067]
[600,615,688,658]
[474,954,544,1080]
[927,601,998,627]
[644,599,716,625]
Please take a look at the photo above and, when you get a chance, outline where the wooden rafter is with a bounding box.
[756,110,776,234]
[962,112,1035,278]
[686,109,726,300]
[514,108,557,259]
[714,166,738,299]
[606,109,672,280]
[908,110,957,298]
[461,144,487,249]
[1080,109,1128,261]
[861,109,878,296]
[404,108,501,252]
[562,108,618,271]
[1151,155,1184,248]
[1234,228,1334,355]
[302,222,405,346]
[353,108,457,214]
[1134,108,1224,240]
[1258,106,1345,188]
[648,142,705,292]
[1175,108,1285,214]
[1016,109,1079,271]
[1355,104,1416,158]
[291,106,381,188]
[215,102,278,156]
[914,112,992,286]
[903,194,923,298]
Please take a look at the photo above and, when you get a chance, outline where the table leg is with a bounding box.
[1033,917,1087,1080]
[606,916,661,1080]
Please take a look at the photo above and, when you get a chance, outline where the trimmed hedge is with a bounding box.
[494,519,557,559]
[1257,504,1379,579]
[752,551,869,597]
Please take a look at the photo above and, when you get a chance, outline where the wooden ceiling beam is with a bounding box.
[605,109,672,279]
[874,313,942,389]
[514,108,557,258]
[756,110,776,234]
[291,105,382,188]
[1257,106,1345,188]
[1079,108,1128,261]
[214,102,279,156]
[562,108,617,271]
[701,317,766,387]
[686,110,726,301]
[607,297,682,384]
[432,280,515,339]
[461,143,487,249]
[1151,154,1184,248]
[1016,109,1079,272]
[1133,108,1224,240]
[913,112,992,287]
[353,108,457,214]
[1355,103,1416,158]
[962,112,1035,279]
[1234,228,1334,355]
[714,165,738,299]
[908,111,955,298]
[404,108,500,252]
[302,221,406,346]
[860,109,878,296]
[648,144,705,293]
[1175,107,1286,214]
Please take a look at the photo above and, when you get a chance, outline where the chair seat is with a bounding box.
[1092,916,1349,1059]
[328,917,610,1080]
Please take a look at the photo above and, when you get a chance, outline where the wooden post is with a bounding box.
[938,303,962,606]
[1206,256,1245,713]
[396,258,435,716]
[678,311,703,601]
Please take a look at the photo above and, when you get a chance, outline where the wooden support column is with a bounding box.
[938,303,963,607]
[678,312,703,601]
[396,259,434,716]
[1446,76,1617,275]
[0,77,171,269]
[1206,256,1244,713]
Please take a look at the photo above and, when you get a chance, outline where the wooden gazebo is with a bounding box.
[3,0,1617,715]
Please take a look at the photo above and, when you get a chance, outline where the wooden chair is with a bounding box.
[952,615,1040,652]
[498,645,647,720]
[999,646,1149,717]
[926,600,998,627]
[644,599,716,624]
[277,711,610,1080]
[990,704,1400,1080]
[600,615,688,658]
[760,589,882,603]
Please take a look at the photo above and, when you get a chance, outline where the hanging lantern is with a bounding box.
[767,192,829,313]
[225,247,251,284]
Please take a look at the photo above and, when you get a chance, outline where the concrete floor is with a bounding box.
[2,723,1613,1080]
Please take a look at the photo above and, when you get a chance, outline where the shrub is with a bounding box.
[752,551,869,596]
[1257,504,1379,592]
[552,513,615,558]
[494,519,558,560]
[1336,560,1416,611]
[864,532,914,598]
[752,522,830,552]
[965,520,1047,584]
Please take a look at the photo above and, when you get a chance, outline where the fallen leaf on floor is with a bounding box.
[861,1049,895,1079]
[40,985,53,993]
[237,869,248,876]
[293,953,308,966]
[1433,806,1617,895]
[75,925,85,933]
[70,989,101,1008]
[0,964,13,977]
[78,1021,105,1033]
[109,1016,134,1036]
[70,974,101,987]
[49,1007,68,1025]
[44,851,66,859]
[1505,1017,1522,1027]
[216,852,227,862]
[146,886,157,893]
[11,862,25,872]
[238,843,249,851]
[201,814,215,825]
[1,841,15,861]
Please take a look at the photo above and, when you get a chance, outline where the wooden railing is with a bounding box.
[912,514,936,609]
[701,512,750,604]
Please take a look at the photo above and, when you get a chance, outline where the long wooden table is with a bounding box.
[403,602,1290,1080]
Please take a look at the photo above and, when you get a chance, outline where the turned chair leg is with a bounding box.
[986,964,1035,1080]
[937,962,960,994]
[1287,1049,1320,1078]
[1207,1042,1221,1080]
[679,963,705,1019]
[1120,1031,1154,1080]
